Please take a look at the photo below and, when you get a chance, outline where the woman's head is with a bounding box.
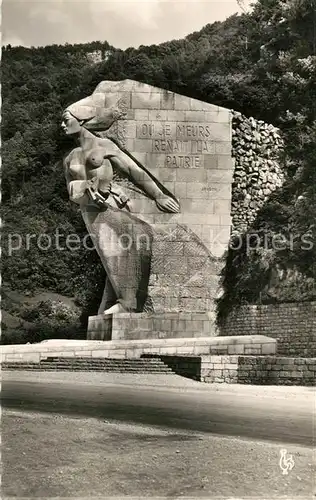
[62,89,124,135]
[61,111,83,136]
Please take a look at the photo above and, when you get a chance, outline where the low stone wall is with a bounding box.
[1,335,276,363]
[201,355,316,386]
[201,355,239,383]
[2,339,314,385]
[220,302,316,357]
[238,356,316,386]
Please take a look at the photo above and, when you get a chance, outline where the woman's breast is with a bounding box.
[67,148,86,180]
[69,162,86,178]
[87,159,114,194]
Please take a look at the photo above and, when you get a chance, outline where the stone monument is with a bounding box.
[62,79,233,341]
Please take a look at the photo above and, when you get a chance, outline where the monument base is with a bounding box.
[87,311,217,341]
[87,315,112,341]
[1,335,277,363]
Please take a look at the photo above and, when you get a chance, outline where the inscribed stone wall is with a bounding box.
[98,79,233,316]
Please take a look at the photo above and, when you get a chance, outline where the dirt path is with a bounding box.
[2,409,314,498]
[2,372,315,498]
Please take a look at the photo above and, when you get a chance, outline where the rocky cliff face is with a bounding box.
[231,111,285,234]
[86,50,112,65]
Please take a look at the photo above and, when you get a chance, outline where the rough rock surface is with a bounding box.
[231,111,285,234]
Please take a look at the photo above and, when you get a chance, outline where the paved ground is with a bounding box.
[3,371,314,445]
[4,369,316,395]
[2,372,315,498]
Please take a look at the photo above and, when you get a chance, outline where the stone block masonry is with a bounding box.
[3,340,314,386]
[99,79,233,321]
[237,356,316,386]
[201,355,239,383]
[61,79,236,342]
[201,355,316,386]
[110,312,217,340]
[1,335,276,363]
[220,301,316,357]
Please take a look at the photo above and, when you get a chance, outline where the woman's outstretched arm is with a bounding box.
[90,139,180,213]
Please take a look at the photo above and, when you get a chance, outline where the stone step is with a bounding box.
[43,357,168,365]
[2,357,174,373]
[3,362,172,369]
[39,363,172,369]
[42,358,168,362]
[3,366,173,373]
[41,364,172,371]
[40,361,172,369]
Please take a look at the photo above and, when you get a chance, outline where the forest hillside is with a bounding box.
[2,0,315,343]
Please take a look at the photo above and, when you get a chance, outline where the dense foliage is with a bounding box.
[217,0,316,322]
[2,0,315,341]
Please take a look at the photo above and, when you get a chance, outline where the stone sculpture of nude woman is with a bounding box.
[62,89,180,316]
